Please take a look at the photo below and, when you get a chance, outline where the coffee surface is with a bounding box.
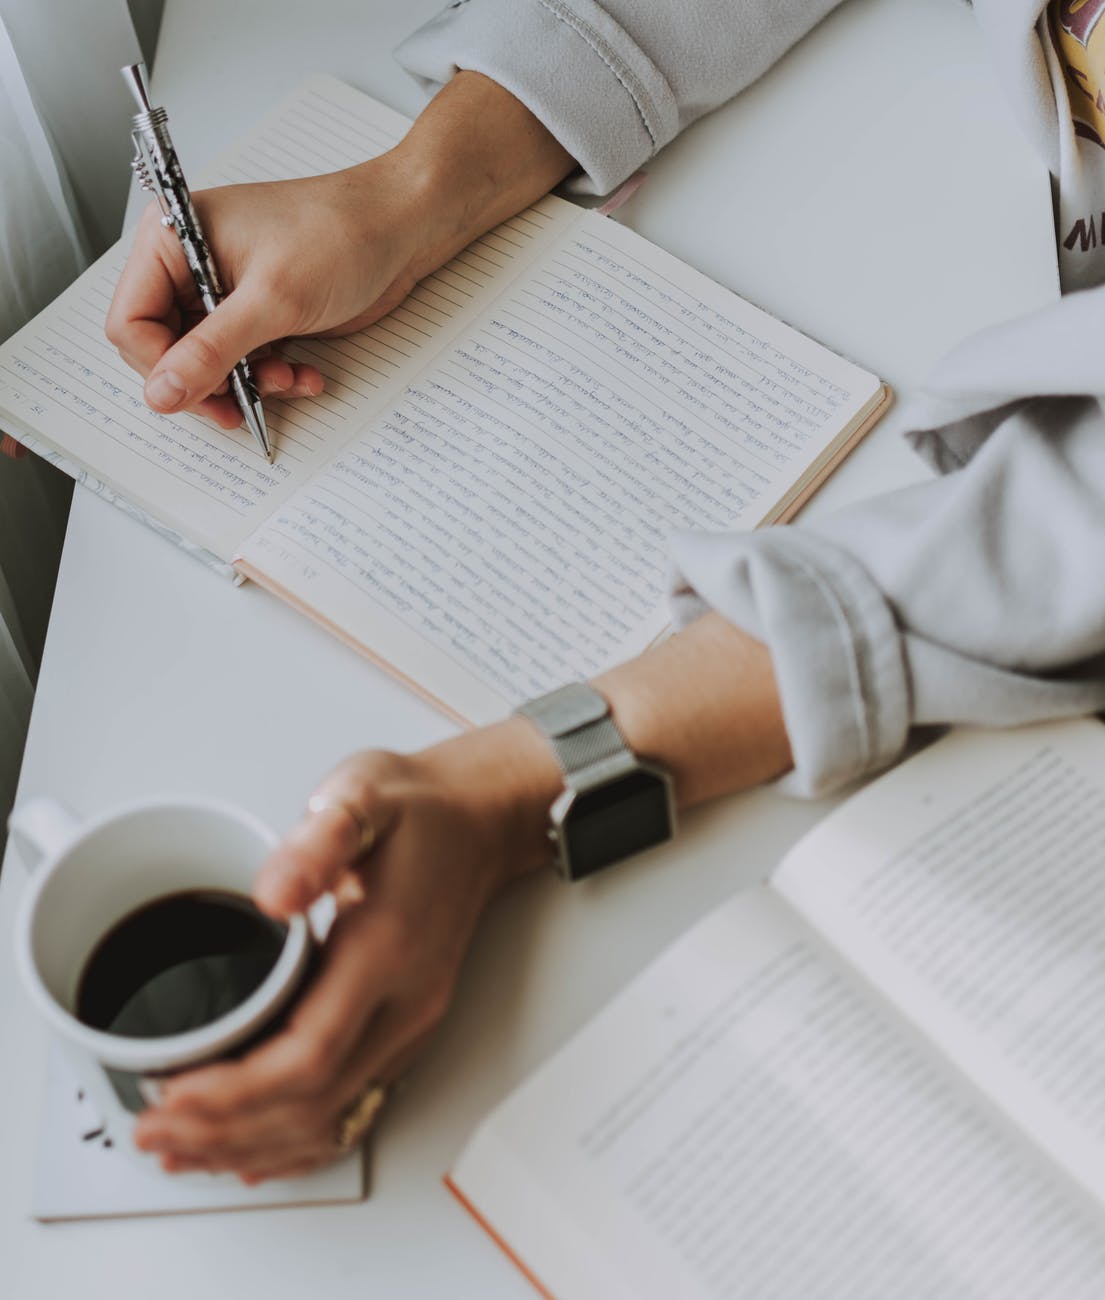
[76,888,287,1038]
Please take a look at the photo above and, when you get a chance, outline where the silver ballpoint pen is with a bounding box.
[121,62,273,463]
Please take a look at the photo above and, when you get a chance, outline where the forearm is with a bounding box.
[373,70,576,280]
[397,0,847,193]
[421,613,793,881]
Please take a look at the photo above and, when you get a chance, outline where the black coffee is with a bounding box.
[76,889,288,1039]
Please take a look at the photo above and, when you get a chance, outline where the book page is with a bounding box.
[773,718,1105,1209]
[452,888,1105,1300]
[240,213,881,722]
[0,76,536,561]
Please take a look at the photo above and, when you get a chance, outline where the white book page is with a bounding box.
[241,213,880,722]
[773,718,1105,1209]
[453,888,1105,1300]
[0,76,514,561]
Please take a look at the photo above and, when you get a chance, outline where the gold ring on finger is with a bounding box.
[335,1080,388,1150]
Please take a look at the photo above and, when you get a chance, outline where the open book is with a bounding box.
[449,718,1105,1298]
[0,76,888,724]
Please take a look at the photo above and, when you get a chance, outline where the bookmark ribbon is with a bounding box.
[598,171,648,217]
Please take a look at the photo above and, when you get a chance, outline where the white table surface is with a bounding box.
[1,1,1059,1296]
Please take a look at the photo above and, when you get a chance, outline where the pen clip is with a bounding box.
[130,131,175,228]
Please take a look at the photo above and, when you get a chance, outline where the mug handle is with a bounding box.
[7,797,81,874]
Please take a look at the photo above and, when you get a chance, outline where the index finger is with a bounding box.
[105,206,194,372]
[254,758,400,919]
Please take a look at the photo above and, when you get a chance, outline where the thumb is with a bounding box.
[254,761,398,919]
[1,434,28,459]
[144,285,274,413]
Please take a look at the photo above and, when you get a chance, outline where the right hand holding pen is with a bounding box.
[105,157,433,428]
[105,71,577,433]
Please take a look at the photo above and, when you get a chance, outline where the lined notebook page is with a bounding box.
[0,76,567,560]
[240,212,881,723]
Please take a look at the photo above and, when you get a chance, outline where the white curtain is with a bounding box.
[0,1,143,838]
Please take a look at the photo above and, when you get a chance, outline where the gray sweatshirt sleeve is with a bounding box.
[670,290,1105,797]
[395,0,845,193]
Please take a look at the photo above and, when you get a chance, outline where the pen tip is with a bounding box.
[244,398,274,463]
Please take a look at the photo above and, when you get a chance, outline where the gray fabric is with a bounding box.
[397,0,1105,796]
[671,378,1105,795]
[675,285,1105,795]
[395,0,844,194]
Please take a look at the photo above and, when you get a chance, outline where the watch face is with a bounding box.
[563,769,673,879]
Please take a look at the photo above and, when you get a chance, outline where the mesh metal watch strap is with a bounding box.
[546,712,625,778]
[517,684,627,781]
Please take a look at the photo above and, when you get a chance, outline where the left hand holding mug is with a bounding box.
[133,720,561,1183]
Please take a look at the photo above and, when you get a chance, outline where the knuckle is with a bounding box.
[285,1032,340,1090]
[329,753,389,811]
[348,747,408,787]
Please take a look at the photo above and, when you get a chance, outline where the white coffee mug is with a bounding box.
[11,796,312,1161]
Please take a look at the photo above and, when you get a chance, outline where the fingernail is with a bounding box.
[147,370,187,410]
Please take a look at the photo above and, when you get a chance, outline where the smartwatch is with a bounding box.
[516,683,676,881]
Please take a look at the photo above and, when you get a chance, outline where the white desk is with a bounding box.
[0,1,1057,1296]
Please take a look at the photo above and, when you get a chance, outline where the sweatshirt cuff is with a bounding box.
[394,0,680,194]
[669,528,911,798]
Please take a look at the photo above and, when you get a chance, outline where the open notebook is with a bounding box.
[0,76,889,724]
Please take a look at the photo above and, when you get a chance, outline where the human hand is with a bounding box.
[133,720,560,1183]
[105,156,432,429]
[105,71,575,433]
[1,434,27,459]
[131,612,793,1181]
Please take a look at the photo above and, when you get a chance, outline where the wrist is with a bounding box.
[420,717,564,889]
[381,71,575,281]
[594,615,794,809]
